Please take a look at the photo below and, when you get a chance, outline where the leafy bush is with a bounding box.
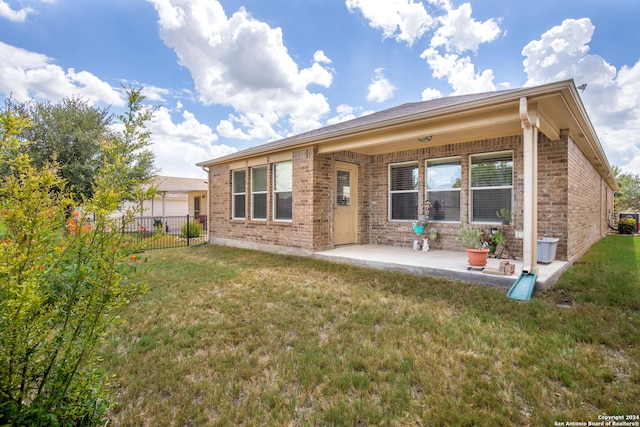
[618,217,637,234]
[181,221,202,238]
[0,94,150,426]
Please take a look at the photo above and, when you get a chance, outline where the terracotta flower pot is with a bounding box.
[466,248,489,267]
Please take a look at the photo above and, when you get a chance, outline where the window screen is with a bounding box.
[232,169,246,219]
[470,153,513,222]
[273,162,292,220]
[251,167,267,220]
[389,163,418,220]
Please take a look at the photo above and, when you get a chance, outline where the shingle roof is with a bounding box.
[154,176,207,192]
[199,88,519,166]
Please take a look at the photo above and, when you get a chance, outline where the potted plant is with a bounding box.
[496,208,512,226]
[488,229,504,254]
[429,227,437,241]
[459,223,489,267]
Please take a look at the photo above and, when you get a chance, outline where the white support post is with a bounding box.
[520,97,539,275]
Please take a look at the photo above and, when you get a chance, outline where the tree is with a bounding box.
[8,87,157,203]
[13,96,113,202]
[613,165,640,212]
[0,99,151,425]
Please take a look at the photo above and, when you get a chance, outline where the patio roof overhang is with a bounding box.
[197,80,615,190]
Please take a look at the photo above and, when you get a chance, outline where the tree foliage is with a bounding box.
[613,165,640,212]
[0,97,151,425]
[6,88,157,203]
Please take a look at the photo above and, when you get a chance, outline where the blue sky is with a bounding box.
[1,0,639,178]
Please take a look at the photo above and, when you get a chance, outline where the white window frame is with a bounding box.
[251,166,268,221]
[425,156,462,223]
[273,161,293,222]
[388,161,419,222]
[232,169,246,220]
[469,151,513,224]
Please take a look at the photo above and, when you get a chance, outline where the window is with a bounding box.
[232,169,246,219]
[426,158,461,221]
[389,162,418,220]
[470,152,513,222]
[336,170,351,206]
[273,161,292,220]
[251,166,267,220]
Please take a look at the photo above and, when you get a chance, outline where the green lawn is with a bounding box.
[101,235,640,426]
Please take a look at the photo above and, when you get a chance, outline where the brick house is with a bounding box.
[197,80,617,275]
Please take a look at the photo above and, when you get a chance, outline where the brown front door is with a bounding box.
[333,162,358,245]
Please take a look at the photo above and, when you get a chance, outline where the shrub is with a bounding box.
[0,99,149,425]
[618,217,637,234]
[458,223,483,249]
[181,221,202,238]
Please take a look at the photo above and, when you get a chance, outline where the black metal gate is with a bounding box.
[125,215,208,250]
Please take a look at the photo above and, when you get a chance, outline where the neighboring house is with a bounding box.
[197,80,617,275]
[114,175,208,219]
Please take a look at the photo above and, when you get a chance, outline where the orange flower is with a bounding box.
[130,255,137,262]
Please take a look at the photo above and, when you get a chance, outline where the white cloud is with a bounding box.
[0,41,123,105]
[148,106,236,177]
[420,47,496,95]
[301,62,333,88]
[367,68,396,103]
[522,18,613,86]
[430,2,502,53]
[345,0,502,98]
[216,112,280,141]
[0,0,33,22]
[313,50,332,64]
[326,104,375,125]
[146,0,333,139]
[522,18,640,175]
[418,1,502,95]
[141,85,171,102]
[345,0,435,45]
[421,87,442,100]
[326,104,358,125]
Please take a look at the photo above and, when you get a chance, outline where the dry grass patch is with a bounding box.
[102,237,640,426]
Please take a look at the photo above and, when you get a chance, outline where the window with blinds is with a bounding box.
[251,166,267,220]
[470,152,513,222]
[389,162,418,220]
[232,169,246,219]
[426,158,461,221]
[273,161,292,220]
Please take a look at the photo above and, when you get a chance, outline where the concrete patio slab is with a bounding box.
[313,245,570,291]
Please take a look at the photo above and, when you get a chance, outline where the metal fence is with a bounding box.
[125,215,208,250]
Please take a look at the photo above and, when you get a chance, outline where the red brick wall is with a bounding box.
[208,152,317,251]
[566,136,611,261]
[366,136,525,255]
[207,132,613,261]
[537,134,569,259]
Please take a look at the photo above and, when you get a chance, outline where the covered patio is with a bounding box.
[313,244,570,292]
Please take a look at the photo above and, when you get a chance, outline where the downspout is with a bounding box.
[201,165,210,237]
[520,97,539,275]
